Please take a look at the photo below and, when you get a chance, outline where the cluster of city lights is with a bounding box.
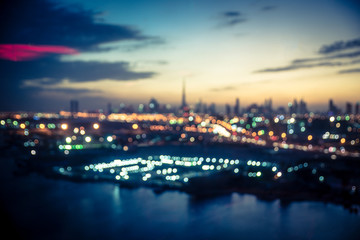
[55,155,285,188]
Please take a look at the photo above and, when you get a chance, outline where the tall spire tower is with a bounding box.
[181,78,187,108]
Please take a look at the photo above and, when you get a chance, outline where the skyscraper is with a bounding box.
[107,102,112,115]
[299,99,308,114]
[181,79,187,109]
[346,102,352,114]
[225,104,231,116]
[195,99,203,113]
[329,99,340,115]
[234,98,240,116]
[70,100,79,114]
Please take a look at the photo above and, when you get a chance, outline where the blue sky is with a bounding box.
[1,0,359,112]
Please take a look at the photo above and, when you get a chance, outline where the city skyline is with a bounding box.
[0,0,360,112]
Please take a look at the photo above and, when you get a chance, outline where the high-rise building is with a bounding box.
[329,99,340,115]
[355,102,359,115]
[225,104,231,116]
[346,102,352,114]
[264,98,272,114]
[70,100,79,114]
[149,98,159,113]
[107,102,112,115]
[299,99,308,114]
[234,98,240,115]
[181,79,187,109]
[209,103,216,115]
[195,99,202,113]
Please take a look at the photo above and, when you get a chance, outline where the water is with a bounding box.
[1,157,359,240]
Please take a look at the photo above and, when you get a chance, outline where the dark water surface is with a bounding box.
[0,156,359,240]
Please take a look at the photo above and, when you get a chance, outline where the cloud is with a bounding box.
[116,37,166,52]
[223,11,242,17]
[218,11,247,27]
[1,58,155,84]
[261,6,277,11]
[0,0,157,52]
[255,38,360,73]
[24,86,102,94]
[318,38,360,54]
[210,86,237,92]
[338,68,360,74]
[0,0,161,111]
[292,50,360,64]
[257,61,349,73]
[0,44,79,61]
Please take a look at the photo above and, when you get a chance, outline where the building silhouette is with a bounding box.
[329,99,340,115]
[181,79,187,109]
[225,104,231,116]
[346,102,352,114]
[70,100,79,114]
[234,98,240,115]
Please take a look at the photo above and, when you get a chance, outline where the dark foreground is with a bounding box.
[1,156,360,240]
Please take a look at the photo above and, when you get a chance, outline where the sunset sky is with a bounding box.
[1,0,360,112]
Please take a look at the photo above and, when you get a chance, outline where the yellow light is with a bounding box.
[269,131,274,137]
[252,132,257,137]
[85,136,91,142]
[61,123,68,130]
[93,123,100,129]
[281,133,286,138]
[123,146,128,151]
[20,123,26,129]
[308,135,313,141]
[132,124,139,130]
[340,138,346,144]
[336,123,341,128]
[66,137,72,144]
[39,123,45,129]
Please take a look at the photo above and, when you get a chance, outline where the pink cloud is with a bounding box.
[0,44,79,61]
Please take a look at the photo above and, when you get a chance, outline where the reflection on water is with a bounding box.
[0,158,359,240]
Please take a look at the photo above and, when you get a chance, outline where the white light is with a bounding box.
[65,137,72,144]
[256,171,261,177]
[31,150,36,155]
[234,168,239,173]
[184,177,189,183]
[107,136,113,142]
[276,172,282,177]
[272,166,277,172]
[85,136,92,142]
[202,165,210,170]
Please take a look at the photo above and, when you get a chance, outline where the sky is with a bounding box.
[0,0,360,112]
